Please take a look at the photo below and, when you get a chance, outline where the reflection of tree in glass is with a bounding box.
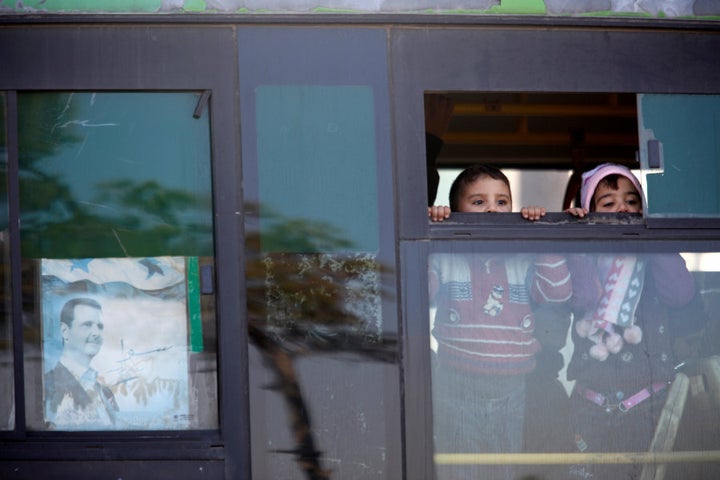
[19,177,213,258]
[93,179,213,255]
[18,93,83,166]
[17,93,213,258]
[258,216,354,253]
[246,205,396,480]
[17,94,83,229]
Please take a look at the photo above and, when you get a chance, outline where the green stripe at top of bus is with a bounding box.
[2,0,719,19]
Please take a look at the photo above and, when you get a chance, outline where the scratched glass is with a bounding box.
[17,92,218,431]
[244,83,398,479]
[430,245,720,479]
[0,93,14,430]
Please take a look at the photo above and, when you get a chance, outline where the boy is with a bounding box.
[564,163,696,479]
[428,164,572,480]
[428,164,546,221]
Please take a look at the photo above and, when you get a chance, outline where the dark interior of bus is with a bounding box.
[428,92,638,170]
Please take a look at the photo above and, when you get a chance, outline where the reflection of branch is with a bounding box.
[249,323,331,480]
[262,322,396,362]
[249,321,397,480]
[111,228,130,256]
[245,210,397,479]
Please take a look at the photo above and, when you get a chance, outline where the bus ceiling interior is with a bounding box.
[427,92,639,209]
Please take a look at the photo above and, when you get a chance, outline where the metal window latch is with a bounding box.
[647,139,663,169]
[193,90,211,119]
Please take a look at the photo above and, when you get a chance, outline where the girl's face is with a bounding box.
[456,176,512,213]
[593,176,642,213]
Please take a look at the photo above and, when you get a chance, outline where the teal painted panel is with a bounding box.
[256,85,379,253]
[639,94,720,216]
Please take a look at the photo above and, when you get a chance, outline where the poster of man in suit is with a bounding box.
[41,257,190,431]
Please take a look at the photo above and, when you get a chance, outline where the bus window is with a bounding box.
[17,92,219,432]
[639,94,720,217]
[423,91,720,478]
[425,92,639,213]
[426,92,720,219]
[429,243,720,479]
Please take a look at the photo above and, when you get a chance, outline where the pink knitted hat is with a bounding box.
[580,163,644,211]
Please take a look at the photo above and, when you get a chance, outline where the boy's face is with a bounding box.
[593,176,642,213]
[456,176,512,213]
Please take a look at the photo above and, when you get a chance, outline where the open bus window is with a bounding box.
[426,92,720,218]
[425,92,640,213]
[424,91,720,478]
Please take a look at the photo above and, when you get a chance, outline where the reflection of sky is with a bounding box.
[257,86,379,253]
[21,92,212,221]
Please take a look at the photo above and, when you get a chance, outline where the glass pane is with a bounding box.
[18,92,218,431]
[255,85,379,253]
[429,244,720,479]
[246,85,395,478]
[639,94,720,217]
[0,93,14,430]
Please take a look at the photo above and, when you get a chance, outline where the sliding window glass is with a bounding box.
[429,240,720,480]
[239,28,400,479]
[17,92,218,431]
[0,93,13,431]
[638,94,720,217]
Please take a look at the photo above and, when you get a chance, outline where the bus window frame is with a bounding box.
[0,25,246,479]
[390,23,720,480]
[391,25,720,239]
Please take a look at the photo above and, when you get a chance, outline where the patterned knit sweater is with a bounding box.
[567,253,695,393]
[429,253,572,375]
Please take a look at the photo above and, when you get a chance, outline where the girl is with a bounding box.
[564,163,696,478]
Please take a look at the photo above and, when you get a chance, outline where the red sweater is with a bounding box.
[430,254,572,375]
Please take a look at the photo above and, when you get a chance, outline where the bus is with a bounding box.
[1,3,720,479]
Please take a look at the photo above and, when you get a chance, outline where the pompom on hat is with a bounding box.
[580,163,644,211]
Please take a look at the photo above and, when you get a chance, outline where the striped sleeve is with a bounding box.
[532,255,572,303]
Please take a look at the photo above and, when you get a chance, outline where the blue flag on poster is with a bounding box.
[41,257,190,431]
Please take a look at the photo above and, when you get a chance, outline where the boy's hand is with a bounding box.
[564,207,588,218]
[521,206,547,221]
[428,205,451,222]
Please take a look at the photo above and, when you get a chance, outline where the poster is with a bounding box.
[41,257,190,431]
